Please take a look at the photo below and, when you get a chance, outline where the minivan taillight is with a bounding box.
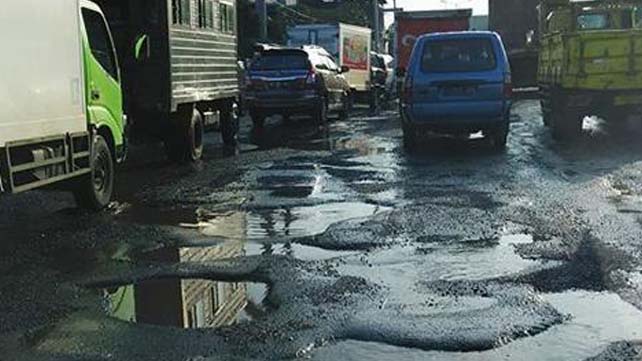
[503,73,513,98]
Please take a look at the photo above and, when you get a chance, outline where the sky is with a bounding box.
[383,0,488,27]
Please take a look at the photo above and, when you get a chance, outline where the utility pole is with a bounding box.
[256,0,267,42]
[372,0,381,52]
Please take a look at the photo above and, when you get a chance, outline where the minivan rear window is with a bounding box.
[421,38,497,73]
[251,52,309,71]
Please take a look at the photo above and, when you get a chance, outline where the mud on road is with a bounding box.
[2,101,642,360]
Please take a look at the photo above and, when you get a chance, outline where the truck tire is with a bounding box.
[221,102,240,146]
[165,109,204,162]
[251,111,265,128]
[552,110,583,142]
[73,135,114,210]
[313,98,328,126]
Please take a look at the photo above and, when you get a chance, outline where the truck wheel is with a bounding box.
[552,110,583,142]
[221,102,239,147]
[313,98,328,126]
[73,135,114,210]
[542,109,552,127]
[165,109,204,162]
[251,111,265,128]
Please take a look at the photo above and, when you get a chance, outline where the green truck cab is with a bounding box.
[0,0,126,210]
[538,0,642,140]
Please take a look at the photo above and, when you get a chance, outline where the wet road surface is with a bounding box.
[2,101,642,360]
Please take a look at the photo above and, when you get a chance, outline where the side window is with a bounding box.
[199,0,214,29]
[325,56,339,72]
[635,8,642,28]
[82,9,119,81]
[219,2,235,33]
[172,0,191,26]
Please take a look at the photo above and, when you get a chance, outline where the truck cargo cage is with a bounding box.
[0,133,91,194]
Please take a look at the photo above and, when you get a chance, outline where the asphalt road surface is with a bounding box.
[2,101,642,360]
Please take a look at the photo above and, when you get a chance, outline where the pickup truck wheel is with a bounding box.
[73,135,114,210]
[221,102,239,146]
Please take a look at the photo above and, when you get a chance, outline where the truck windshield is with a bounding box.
[577,13,609,30]
[421,38,496,73]
[251,52,309,71]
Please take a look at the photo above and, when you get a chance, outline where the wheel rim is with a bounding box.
[193,116,204,150]
[93,151,109,194]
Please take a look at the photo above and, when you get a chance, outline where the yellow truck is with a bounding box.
[538,0,642,140]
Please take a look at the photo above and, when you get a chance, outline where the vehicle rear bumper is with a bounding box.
[245,91,321,115]
[402,101,511,133]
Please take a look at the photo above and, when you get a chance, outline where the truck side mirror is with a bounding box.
[340,65,350,74]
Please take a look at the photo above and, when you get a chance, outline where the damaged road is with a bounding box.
[2,102,642,360]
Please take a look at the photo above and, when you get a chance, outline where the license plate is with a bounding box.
[443,86,475,97]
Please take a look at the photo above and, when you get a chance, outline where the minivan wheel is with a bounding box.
[489,121,509,151]
[73,135,114,210]
[313,98,328,126]
[402,124,417,150]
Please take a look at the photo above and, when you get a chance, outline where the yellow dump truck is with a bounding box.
[538,0,642,140]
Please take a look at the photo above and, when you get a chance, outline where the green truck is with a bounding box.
[1,0,239,209]
[538,0,642,140]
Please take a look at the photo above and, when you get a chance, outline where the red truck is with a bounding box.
[394,9,473,72]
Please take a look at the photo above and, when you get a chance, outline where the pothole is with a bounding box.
[101,278,270,329]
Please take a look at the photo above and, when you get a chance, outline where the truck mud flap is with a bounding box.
[1,132,92,194]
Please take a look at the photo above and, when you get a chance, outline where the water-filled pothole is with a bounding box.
[101,279,269,329]
[311,291,642,361]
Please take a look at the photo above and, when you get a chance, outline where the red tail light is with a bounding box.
[304,65,318,90]
[503,73,513,98]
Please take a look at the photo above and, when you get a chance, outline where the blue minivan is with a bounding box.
[401,31,512,150]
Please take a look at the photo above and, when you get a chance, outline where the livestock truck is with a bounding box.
[95,0,240,161]
[0,0,239,209]
[287,23,373,104]
[489,0,541,88]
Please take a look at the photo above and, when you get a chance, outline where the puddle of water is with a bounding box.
[102,278,269,329]
[312,291,642,361]
[244,241,357,261]
[245,202,387,241]
[337,234,544,303]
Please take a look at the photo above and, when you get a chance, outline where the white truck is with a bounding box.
[287,23,372,103]
[0,0,127,209]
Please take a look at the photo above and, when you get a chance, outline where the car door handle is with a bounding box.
[91,89,101,101]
